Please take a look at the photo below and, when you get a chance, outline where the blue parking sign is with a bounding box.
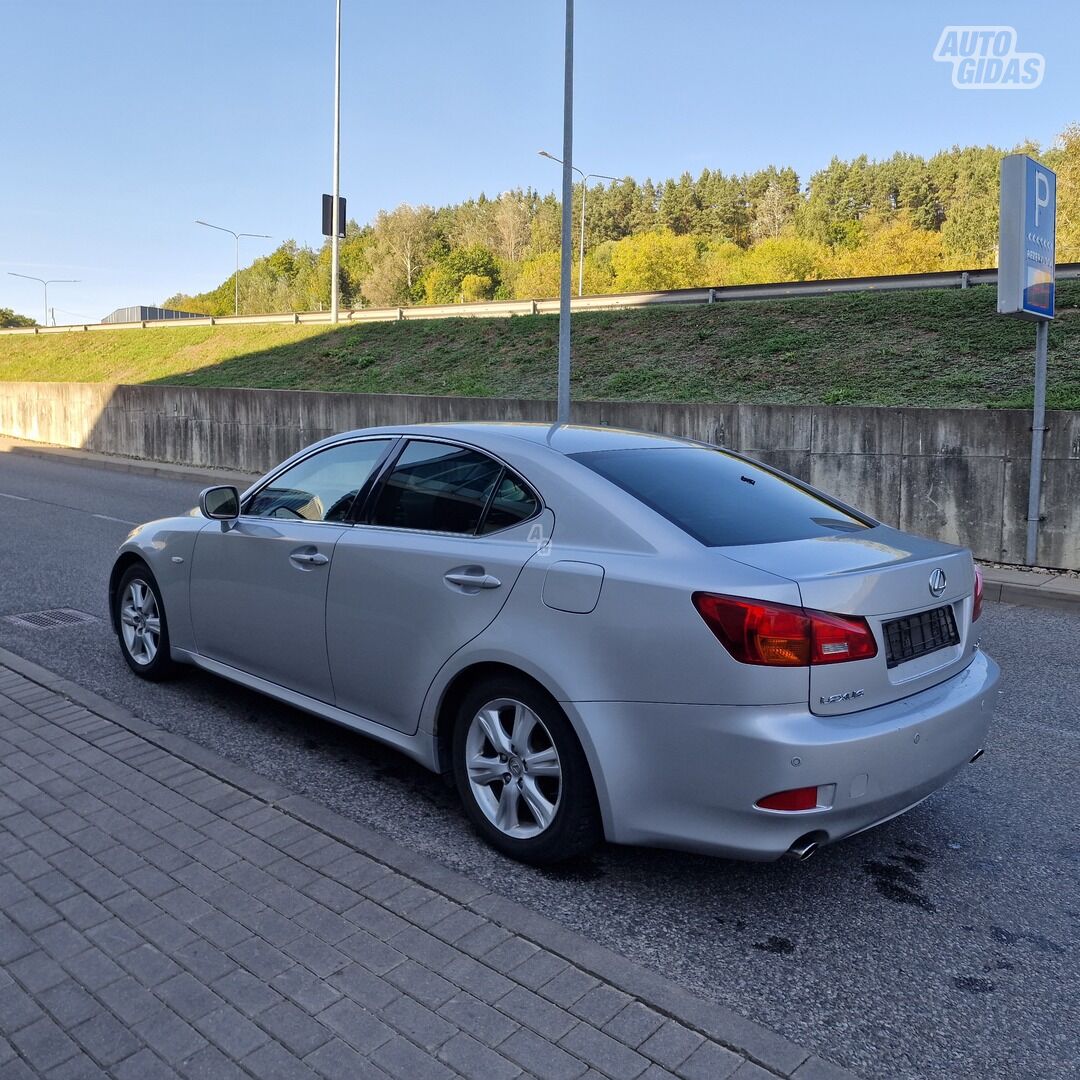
[998,154,1056,320]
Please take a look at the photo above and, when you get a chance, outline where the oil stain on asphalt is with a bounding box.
[989,925,1064,953]
[753,935,796,954]
[864,848,937,912]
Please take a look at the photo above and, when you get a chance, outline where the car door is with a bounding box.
[327,438,550,734]
[189,437,395,702]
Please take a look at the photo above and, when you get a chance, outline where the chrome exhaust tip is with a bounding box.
[969,748,985,763]
[785,837,819,862]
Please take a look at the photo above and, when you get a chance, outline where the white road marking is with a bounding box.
[0,490,135,524]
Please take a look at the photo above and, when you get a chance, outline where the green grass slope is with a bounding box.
[1,282,1078,409]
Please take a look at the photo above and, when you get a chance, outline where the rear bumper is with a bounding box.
[567,651,999,860]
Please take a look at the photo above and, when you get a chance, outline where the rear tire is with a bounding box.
[114,564,179,682]
[452,674,601,864]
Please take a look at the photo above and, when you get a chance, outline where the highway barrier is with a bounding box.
[4,263,1080,336]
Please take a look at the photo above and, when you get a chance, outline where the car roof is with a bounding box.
[327,422,699,456]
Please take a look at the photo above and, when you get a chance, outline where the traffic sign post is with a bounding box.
[322,194,347,238]
[998,154,1056,565]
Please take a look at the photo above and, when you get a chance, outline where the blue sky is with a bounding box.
[2,0,1077,322]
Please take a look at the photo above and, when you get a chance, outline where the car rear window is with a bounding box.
[570,447,869,547]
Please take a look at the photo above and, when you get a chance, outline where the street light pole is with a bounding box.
[538,151,620,297]
[194,220,271,315]
[7,273,79,326]
[555,0,574,424]
[330,0,342,323]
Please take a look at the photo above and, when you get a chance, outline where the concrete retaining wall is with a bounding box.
[1,381,1078,569]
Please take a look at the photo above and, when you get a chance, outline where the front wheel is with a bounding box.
[452,676,601,864]
[115,565,179,681]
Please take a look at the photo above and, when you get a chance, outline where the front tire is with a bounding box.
[452,675,601,864]
[115,564,179,681]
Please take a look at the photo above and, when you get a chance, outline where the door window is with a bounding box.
[246,439,392,523]
[368,440,507,534]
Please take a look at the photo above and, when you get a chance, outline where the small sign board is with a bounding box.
[322,194,347,238]
[998,154,1056,319]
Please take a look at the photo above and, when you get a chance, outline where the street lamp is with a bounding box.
[194,220,272,316]
[330,0,342,323]
[6,273,79,326]
[539,150,620,297]
[554,0,574,426]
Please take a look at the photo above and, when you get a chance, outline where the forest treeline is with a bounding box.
[163,124,1080,316]
[0,308,37,328]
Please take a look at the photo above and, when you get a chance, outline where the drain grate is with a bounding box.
[4,608,99,631]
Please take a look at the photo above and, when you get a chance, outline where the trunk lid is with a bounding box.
[720,525,978,715]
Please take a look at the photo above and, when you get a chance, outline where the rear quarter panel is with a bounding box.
[425,540,810,714]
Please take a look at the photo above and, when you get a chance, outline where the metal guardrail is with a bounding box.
[4,263,1080,337]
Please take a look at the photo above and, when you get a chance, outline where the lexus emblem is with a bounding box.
[928,568,947,597]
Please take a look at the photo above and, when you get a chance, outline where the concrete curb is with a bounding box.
[0,642,857,1080]
[979,566,1080,613]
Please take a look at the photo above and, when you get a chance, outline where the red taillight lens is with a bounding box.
[807,609,878,665]
[692,593,877,667]
[692,593,810,666]
[756,786,821,811]
[972,566,984,622]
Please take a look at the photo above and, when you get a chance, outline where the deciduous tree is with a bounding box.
[751,179,793,241]
[610,230,701,291]
[0,307,36,328]
[514,251,561,299]
[373,204,437,292]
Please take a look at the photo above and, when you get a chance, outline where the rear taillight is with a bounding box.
[692,593,877,667]
[692,593,809,665]
[972,566,984,622]
[806,609,879,664]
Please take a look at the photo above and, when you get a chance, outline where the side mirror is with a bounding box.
[199,485,240,521]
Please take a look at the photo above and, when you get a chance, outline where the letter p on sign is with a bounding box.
[1034,170,1051,226]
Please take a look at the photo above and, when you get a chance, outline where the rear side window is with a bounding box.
[369,440,504,534]
[571,447,869,547]
[479,472,540,534]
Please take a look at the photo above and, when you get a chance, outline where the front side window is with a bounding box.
[246,439,392,523]
[571,447,869,547]
[369,440,509,534]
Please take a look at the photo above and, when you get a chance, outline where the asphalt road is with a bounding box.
[0,447,1076,1080]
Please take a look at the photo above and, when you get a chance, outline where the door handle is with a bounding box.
[444,570,502,590]
[290,551,329,566]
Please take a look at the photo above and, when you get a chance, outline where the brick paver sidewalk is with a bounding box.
[0,653,854,1080]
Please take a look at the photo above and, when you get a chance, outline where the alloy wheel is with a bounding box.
[465,697,562,838]
[120,579,161,666]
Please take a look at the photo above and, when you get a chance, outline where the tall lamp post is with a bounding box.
[330,0,343,323]
[6,273,79,326]
[539,150,620,297]
[194,220,271,316]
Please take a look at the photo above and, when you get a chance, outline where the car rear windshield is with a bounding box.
[570,447,870,547]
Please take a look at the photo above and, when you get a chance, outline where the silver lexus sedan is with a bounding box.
[110,423,999,864]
